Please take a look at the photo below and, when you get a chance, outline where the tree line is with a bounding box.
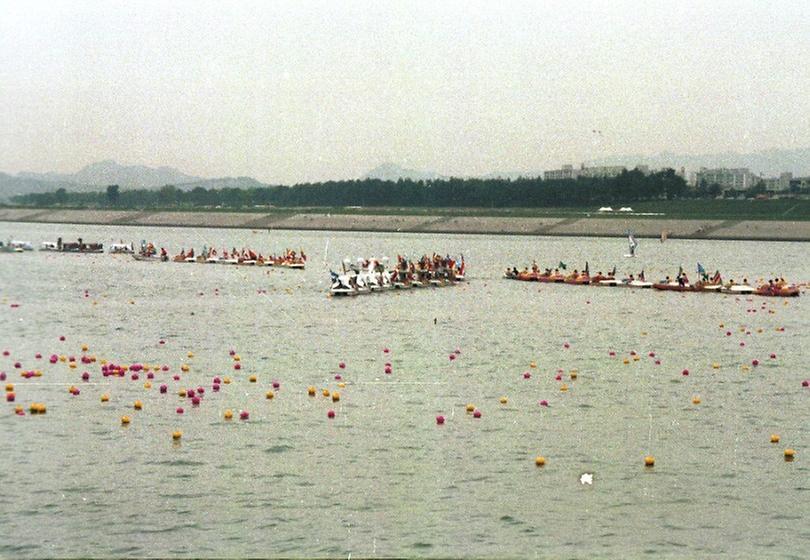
[11,168,706,209]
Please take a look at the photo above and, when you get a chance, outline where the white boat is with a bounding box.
[626,280,653,288]
[598,278,621,286]
[40,241,59,252]
[109,243,135,254]
[9,240,34,251]
[723,284,754,294]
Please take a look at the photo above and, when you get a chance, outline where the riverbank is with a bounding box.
[1,207,809,241]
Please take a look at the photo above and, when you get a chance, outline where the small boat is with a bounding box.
[626,280,653,288]
[132,253,168,262]
[109,243,135,254]
[0,241,23,253]
[754,285,800,297]
[653,282,694,292]
[722,284,754,294]
[9,240,34,251]
[41,238,103,253]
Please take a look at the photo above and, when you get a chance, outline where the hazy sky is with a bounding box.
[1,1,809,183]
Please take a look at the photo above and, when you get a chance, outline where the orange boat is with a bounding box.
[755,285,800,297]
[564,274,590,285]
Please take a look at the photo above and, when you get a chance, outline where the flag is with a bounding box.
[610,265,616,277]
[697,263,706,275]
[678,265,683,276]
[584,261,589,275]
[558,261,567,270]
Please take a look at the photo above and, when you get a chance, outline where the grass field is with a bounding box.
[4,199,809,221]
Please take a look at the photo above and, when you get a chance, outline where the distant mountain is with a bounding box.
[363,163,447,182]
[587,147,810,177]
[176,177,270,190]
[0,172,99,200]
[47,160,202,188]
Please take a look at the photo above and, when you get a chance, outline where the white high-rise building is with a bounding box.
[695,168,759,191]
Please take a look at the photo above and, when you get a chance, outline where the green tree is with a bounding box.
[106,184,120,206]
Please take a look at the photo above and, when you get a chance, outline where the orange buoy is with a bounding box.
[224,409,233,420]
[535,456,546,467]
[770,434,780,443]
[133,400,143,410]
[644,455,655,467]
[121,415,131,425]
[265,390,275,400]
[307,386,316,396]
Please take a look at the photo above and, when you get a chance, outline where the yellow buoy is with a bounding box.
[181,364,190,372]
[499,396,508,404]
[633,355,640,362]
[249,375,257,383]
[100,394,109,403]
[121,416,131,425]
[623,359,630,365]
[81,344,88,352]
[144,382,152,389]
[133,400,143,410]
[337,382,346,388]
[59,355,67,362]
[34,370,43,377]
[712,362,720,369]
[466,403,475,413]
[560,384,569,392]
[535,456,546,467]
[331,391,340,402]
[224,409,233,420]
[644,455,655,467]
[5,383,13,392]
[69,363,77,369]
[307,386,316,396]
[178,389,187,397]
[784,449,796,461]
[67,385,77,394]
[172,430,182,440]
[770,434,780,443]
[233,355,241,362]
[322,389,330,397]
[692,396,701,405]
[100,359,108,365]
[530,361,537,369]
[223,377,231,384]
[265,390,275,399]
[570,370,578,379]
[187,351,194,358]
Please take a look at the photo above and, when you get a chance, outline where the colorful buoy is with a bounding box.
[644,455,655,467]
[535,456,546,467]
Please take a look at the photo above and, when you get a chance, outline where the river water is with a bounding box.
[0,222,808,558]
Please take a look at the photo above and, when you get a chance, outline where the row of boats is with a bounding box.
[134,244,306,268]
[329,255,466,296]
[504,264,800,297]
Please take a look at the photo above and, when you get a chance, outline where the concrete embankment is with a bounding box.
[0,208,808,242]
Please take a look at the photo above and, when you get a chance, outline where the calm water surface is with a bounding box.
[0,222,808,558]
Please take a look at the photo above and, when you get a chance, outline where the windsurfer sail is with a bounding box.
[625,233,639,258]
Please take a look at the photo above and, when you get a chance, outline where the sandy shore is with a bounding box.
[0,208,808,241]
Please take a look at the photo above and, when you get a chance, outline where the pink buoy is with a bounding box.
[81,372,90,381]
[682,369,689,376]
[454,349,461,355]
[448,354,456,361]
[187,389,195,398]
[191,396,201,406]
[2,350,8,357]
[59,336,66,341]
[740,342,745,347]
[0,372,5,381]
[173,375,180,381]
[609,351,616,357]
[335,374,342,380]
[555,374,562,381]
[384,366,392,374]
[383,348,390,354]
[229,349,236,356]
[213,377,221,384]
[648,352,655,358]
[13,362,21,369]
[523,372,531,379]
[726,331,731,336]
[539,400,549,407]
[72,388,80,396]
[563,343,570,349]
[473,409,482,418]
[752,359,759,366]
[339,362,346,369]
[233,363,241,370]
[769,353,776,359]
[655,360,661,365]
[176,407,184,414]
[327,409,335,419]
[159,340,165,345]
[147,372,154,379]
[272,381,280,389]
[212,384,220,392]
[197,387,205,394]
[131,373,139,381]
[159,384,168,393]
[240,411,249,420]
[802,380,809,387]
[6,393,15,402]
[436,415,445,425]
[35,353,42,359]
[49,355,58,363]
[162,365,169,371]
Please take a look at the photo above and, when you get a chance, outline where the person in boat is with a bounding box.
[627,273,635,282]
[742,277,749,286]
[638,271,646,282]
[179,249,186,258]
[531,261,539,273]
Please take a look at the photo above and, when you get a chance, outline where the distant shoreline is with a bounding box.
[0,208,808,242]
